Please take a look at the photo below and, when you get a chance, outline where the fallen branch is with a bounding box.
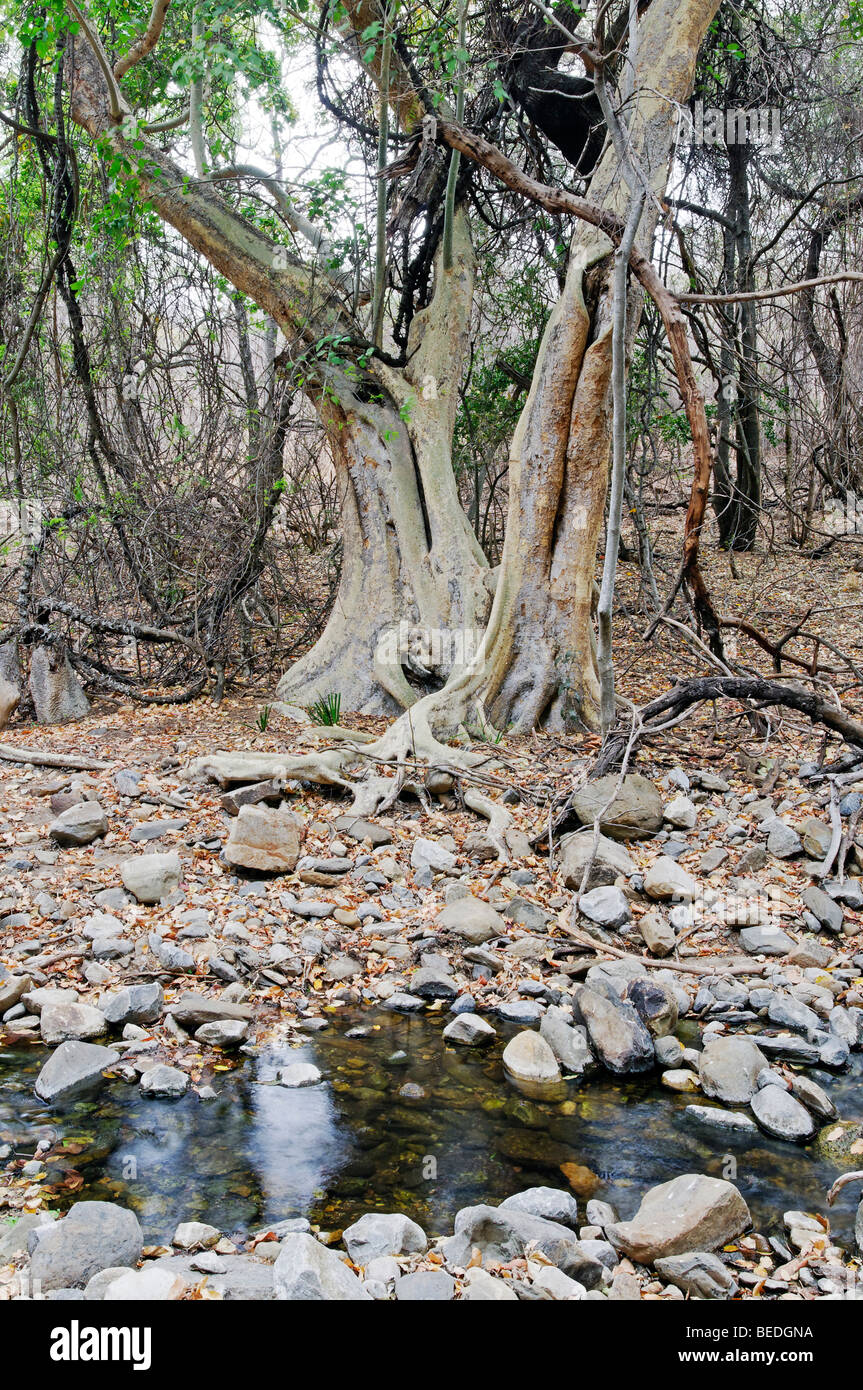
[595,676,863,775]
[0,744,111,770]
[561,920,772,977]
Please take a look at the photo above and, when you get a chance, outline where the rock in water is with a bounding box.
[502,1030,562,1094]
[342,1213,427,1264]
[273,1233,371,1300]
[442,1013,496,1046]
[574,986,654,1074]
[558,830,635,889]
[28,643,90,723]
[48,801,109,847]
[34,1040,117,1104]
[606,1174,750,1263]
[698,1035,767,1105]
[120,852,182,904]
[29,1202,143,1290]
[224,805,301,873]
[570,774,663,840]
[750,1087,816,1143]
[540,1006,596,1077]
[139,1064,189,1097]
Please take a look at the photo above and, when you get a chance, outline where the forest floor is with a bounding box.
[1,531,862,1300]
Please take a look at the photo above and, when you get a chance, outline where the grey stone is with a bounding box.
[34,1040,117,1103]
[49,801,108,847]
[410,967,458,1000]
[225,805,300,874]
[121,852,182,903]
[277,1062,321,1087]
[502,1030,562,1087]
[767,822,802,858]
[100,984,163,1028]
[801,886,844,935]
[395,1270,455,1300]
[571,774,663,841]
[540,1006,596,1077]
[558,830,636,889]
[623,977,678,1038]
[699,1035,767,1104]
[500,1187,580,1229]
[655,1251,738,1299]
[441,1205,600,1285]
[435,895,503,944]
[578,886,631,929]
[643,857,699,901]
[665,796,697,829]
[342,1213,427,1264]
[442,1013,496,1046]
[607,1174,750,1263]
[273,1233,370,1300]
[139,1063,188,1097]
[40,1002,107,1045]
[29,1202,142,1290]
[739,924,793,956]
[575,985,654,1075]
[410,837,457,873]
[195,1019,248,1048]
[751,1087,816,1143]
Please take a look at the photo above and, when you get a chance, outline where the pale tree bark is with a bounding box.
[405,0,722,738]
[65,11,489,715]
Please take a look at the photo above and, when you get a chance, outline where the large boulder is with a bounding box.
[34,1040,117,1104]
[699,1035,767,1105]
[273,1233,371,1300]
[49,801,108,847]
[224,805,301,874]
[29,1202,143,1290]
[574,985,654,1075]
[342,1213,427,1265]
[435,895,504,945]
[120,852,182,904]
[558,830,636,889]
[570,774,663,841]
[606,1174,750,1263]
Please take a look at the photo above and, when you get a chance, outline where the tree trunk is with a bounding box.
[66,26,488,716]
[443,0,721,734]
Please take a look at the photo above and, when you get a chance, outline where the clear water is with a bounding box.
[2,1013,861,1247]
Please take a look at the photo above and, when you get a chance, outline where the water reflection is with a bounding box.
[1,1012,861,1248]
